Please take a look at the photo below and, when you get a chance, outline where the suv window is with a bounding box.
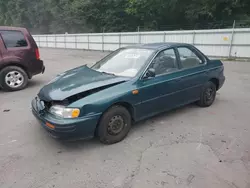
[0,30,28,48]
[150,48,178,76]
[178,47,203,69]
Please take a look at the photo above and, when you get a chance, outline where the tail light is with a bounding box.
[35,48,40,60]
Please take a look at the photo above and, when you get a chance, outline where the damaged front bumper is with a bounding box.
[31,98,101,140]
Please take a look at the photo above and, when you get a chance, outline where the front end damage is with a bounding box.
[32,79,129,140]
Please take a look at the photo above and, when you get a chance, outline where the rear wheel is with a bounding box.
[0,66,28,91]
[98,106,131,145]
[197,81,217,107]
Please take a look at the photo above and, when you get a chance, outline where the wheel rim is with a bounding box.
[5,71,24,88]
[205,87,215,102]
[107,115,125,136]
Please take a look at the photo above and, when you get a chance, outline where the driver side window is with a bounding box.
[150,48,178,76]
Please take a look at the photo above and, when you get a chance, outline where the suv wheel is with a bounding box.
[0,66,28,91]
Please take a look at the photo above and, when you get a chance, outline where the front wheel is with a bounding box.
[98,106,132,145]
[0,66,28,91]
[197,81,217,107]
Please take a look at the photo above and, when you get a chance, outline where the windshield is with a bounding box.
[92,48,154,77]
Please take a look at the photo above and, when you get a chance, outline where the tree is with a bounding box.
[72,0,132,32]
[0,0,249,33]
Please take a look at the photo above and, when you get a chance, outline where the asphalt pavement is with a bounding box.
[0,48,250,188]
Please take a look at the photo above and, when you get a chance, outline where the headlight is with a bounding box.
[49,105,80,118]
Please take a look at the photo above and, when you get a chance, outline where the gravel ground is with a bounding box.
[0,48,250,188]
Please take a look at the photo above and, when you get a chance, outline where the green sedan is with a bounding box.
[31,43,225,144]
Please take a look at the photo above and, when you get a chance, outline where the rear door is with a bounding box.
[0,33,5,63]
[0,30,33,67]
[175,46,209,103]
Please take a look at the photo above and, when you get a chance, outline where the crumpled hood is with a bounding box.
[38,65,130,101]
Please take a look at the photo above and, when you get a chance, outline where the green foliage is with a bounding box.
[72,0,131,32]
[0,0,249,34]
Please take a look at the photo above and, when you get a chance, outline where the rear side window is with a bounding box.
[177,47,204,69]
[0,30,28,48]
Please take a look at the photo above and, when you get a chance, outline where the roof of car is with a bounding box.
[0,26,27,32]
[126,42,192,50]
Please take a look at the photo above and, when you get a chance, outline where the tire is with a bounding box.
[197,81,217,107]
[0,66,28,91]
[98,105,132,145]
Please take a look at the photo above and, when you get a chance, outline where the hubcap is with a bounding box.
[107,115,125,135]
[205,87,214,101]
[5,71,24,88]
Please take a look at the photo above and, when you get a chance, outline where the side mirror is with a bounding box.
[144,68,156,79]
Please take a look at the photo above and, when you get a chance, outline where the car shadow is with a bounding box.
[27,79,46,88]
[0,79,45,93]
[56,137,105,152]
[131,103,198,131]
[55,103,200,151]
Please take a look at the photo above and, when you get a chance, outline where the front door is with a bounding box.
[135,48,183,120]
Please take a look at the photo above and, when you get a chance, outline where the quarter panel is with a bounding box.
[206,60,225,83]
[0,56,29,71]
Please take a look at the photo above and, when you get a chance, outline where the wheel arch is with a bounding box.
[94,101,135,136]
[0,63,31,79]
[209,78,219,90]
[111,101,135,121]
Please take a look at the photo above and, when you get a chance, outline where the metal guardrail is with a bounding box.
[33,28,250,58]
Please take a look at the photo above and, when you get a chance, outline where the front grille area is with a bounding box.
[43,101,52,110]
[42,100,69,111]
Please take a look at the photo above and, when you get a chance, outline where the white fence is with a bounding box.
[33,28,250,58]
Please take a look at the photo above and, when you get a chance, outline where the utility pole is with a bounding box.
[228,20,236,58]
